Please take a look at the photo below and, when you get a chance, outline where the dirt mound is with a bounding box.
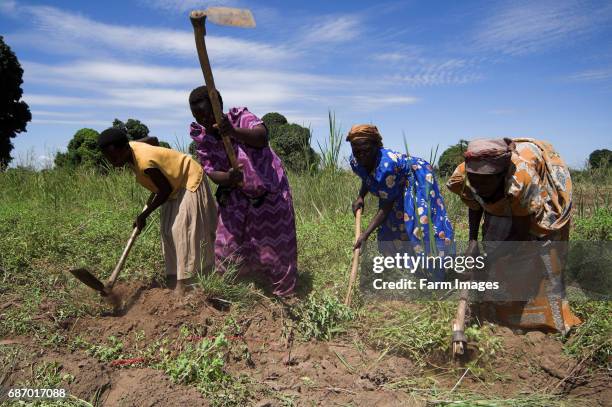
[103,368,208,407]
[2,284,608,406]
[71,283,223,346]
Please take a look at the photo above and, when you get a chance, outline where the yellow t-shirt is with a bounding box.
[129,141,203,199]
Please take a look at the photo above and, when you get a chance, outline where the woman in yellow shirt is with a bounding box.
[98,128,216,295]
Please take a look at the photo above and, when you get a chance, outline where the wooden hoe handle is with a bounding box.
[190,15,240,171]
[344,208,362,306]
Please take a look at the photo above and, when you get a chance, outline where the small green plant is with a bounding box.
[160,333,228,385]
[156,333,250,406]
[465,324,503,376]
[196,266,260,306]
[368,301,454,365]
[564,299,612,368]
[295,292,354,341]
[86,336,125,362]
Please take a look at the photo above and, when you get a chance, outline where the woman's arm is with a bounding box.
[134,168,172,231]
[468,207,483,241]
[354,198,396,249]
[352,180,369,215]
[135,136,160,146]
[232,125,268,148]
[207,168,243,187]
[466,207,483,255]
[216,116,268,148]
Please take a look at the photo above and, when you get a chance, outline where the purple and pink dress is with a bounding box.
[189,107,297,296]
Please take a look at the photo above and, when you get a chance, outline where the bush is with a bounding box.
[54,128,105,170]
[263,112,319,173]
[113,118,150,140]
[588,149,612,169]
[438,140,468,176]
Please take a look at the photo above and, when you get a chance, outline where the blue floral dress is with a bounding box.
[350,148,454,254]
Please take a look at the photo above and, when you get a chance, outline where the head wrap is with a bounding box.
[346,124,383,148]
[98,127,129,149]
[464,138,514,174]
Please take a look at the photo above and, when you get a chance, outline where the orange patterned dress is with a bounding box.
[447,138,580,334]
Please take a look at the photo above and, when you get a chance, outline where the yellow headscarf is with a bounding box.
[346,124,383,147]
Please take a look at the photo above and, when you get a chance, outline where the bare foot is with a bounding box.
[165,275,177,289]
[175,280,186,297]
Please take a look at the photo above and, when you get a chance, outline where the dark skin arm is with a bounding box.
[352,181,369,215]
[215,115,268,148]
[135,136,160,146]
[134,168,172,232]
[467,207,483,255]
[354,198,396,250]
[207,167,244,187]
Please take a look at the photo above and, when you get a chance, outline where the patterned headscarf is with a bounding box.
[346,124,383,148]
[464,138,514,174]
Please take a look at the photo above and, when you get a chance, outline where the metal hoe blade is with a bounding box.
[190,7,256,28]
[69,268,108,296]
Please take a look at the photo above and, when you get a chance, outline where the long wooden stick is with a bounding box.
[344,208,362,306]
[106,203,149,290]
[190,15,239,171]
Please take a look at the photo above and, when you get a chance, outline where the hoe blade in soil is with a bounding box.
[69,268,108,296]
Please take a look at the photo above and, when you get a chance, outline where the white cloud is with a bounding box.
[32,118,109,126]
[474,0,612,56]
[385,58,483,86]
[345,95,419,111]
[567,68,612,82]
[300,15,361,45]
[0,0,17,14]
[6,5,292,64]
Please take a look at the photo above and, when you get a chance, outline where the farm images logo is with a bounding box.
[357,241,612,302]
[370,252,497,292]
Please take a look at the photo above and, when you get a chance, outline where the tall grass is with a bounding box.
[317,110,344,172]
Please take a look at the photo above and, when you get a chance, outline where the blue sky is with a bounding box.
[1,0,611,168]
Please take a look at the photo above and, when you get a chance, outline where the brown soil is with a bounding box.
[1,283,609,406]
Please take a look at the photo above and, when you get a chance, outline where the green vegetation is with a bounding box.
[563,299,611,368]
[588,148,612,169]
[294,292,355,341]
[0,35,31,169]
[1,125,610,405]
[367,302,455,365]
[86,336,126,362]
[54,128,105,170]
[262,112,319,173]
[112,118,150,140]
[54,118,172,170]
[437,139,468,176]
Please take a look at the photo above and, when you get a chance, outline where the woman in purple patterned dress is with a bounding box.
[188,86,297,296]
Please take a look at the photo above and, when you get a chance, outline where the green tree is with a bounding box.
[54,128,105,170]
[0,36,32,169]
[589,149,612,169]
[262,112,318,173]
[112,118,149,140]
[438,139,468,176]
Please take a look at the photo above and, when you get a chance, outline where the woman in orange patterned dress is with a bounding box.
[446,138,580,334]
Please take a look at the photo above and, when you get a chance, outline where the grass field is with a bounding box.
[0,158,610,406]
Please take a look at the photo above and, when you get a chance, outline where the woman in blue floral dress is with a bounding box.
[348,124,454,255]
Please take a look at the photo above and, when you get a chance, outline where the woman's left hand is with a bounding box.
[354,232,369,250]
[213,115,235,138]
